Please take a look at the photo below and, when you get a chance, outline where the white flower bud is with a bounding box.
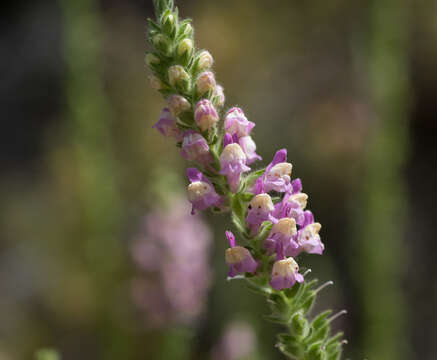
[168,95,191,116]
[168,65,190,87]
[197,50,214,71]
[196,71,216,95]
[178,38,194,57]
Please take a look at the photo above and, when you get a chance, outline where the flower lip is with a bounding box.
[288,193,308,209]
[272,217,297,236]
[248,193,274,213]
[267,163,292,178]
[220,143,246,163]
[187,181,213,202]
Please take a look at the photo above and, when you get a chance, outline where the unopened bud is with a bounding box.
[181,23,193,37]
[197,50,214,71]
[194,99,219,131]
[161,12,176,36]
[196,71,216,95]
[168,95,191,116]
[145,53,160,67]
[168,65,190,88]
[178,38,194,57]
[152,34,171,55]
[149,75,164,90]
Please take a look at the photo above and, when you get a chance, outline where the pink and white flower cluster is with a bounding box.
[150,43,323,293]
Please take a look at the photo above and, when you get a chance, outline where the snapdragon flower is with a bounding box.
[146,1,346,356]
[187,168,221,214]
[225,231,258,277]
[152,107,183,140]
[180,131,212,165]
[219,143,250,193]
[224,107,255,138]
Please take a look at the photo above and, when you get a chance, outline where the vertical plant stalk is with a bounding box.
[146,1,347,359]
[358,0,410,358]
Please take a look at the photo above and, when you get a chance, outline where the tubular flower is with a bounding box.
[194,99,219,131]
[180,131,213,165]
[264,217,298,254]
[168,95,191,116]
[270,256,304,291]
[270,244,303,290]
[246,193,275,234]
[152,108,183,140]
[262,149,293,193]
[225,231,258,277]
[273,188,308,226]
[289,211,324,256]
[224,107,255,138]
[187,168,221,214]
[219,143,250,193]
[196,71,216,95]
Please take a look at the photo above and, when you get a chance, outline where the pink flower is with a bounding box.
[180,131,212,165]
[225,231,258,277]
[270,244,303,291]
[194,99,219,131]
[187,168,221,214]
[196,71,216,95]
[152,108,183,140]
[224,107,255,138]
[219,143,250,192]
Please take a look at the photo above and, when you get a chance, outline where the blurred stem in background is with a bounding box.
[357,0,410,358]
[60,0,129,357]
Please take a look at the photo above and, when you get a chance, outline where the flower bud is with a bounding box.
[179,22,193,37]
[149,75,164,90]
[213,84,225,107]
[152,34,171,55]
[178,38,194,57]
[194,99,219,131]
[168,95,191,116]
[161,12,176,36]
[197,50,214,71]
[196,71,216,95]
[168,65,190,88]
[145,53,160,67]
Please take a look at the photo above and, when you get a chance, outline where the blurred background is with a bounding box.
[1,0,436,359]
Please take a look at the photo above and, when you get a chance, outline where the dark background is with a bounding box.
[0,0,436,359]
